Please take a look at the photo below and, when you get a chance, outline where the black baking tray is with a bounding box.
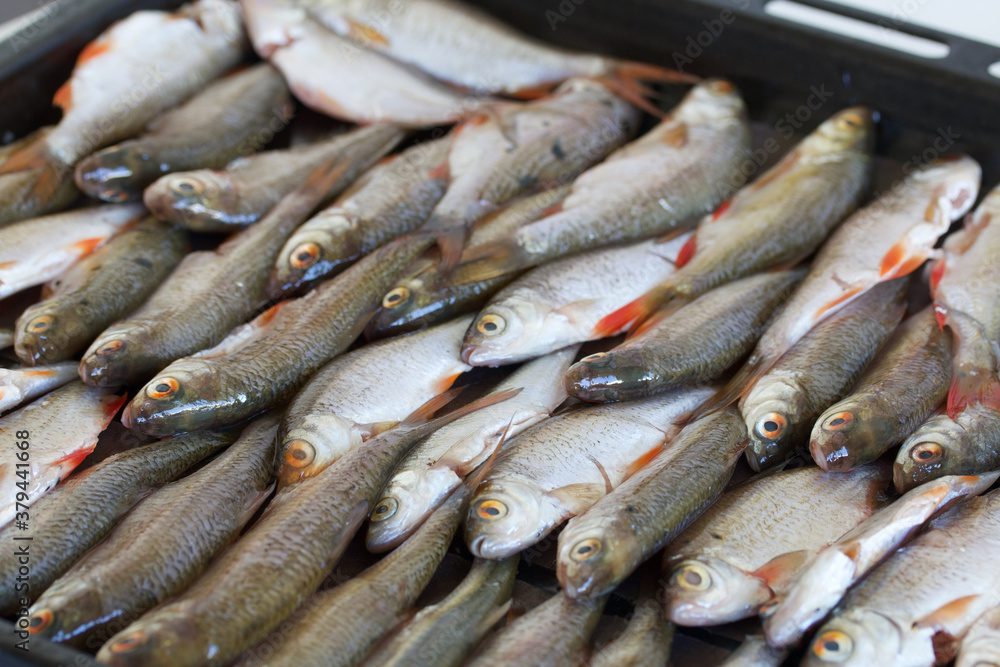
[1,0,998,664]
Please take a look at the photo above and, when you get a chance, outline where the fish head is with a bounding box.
[271,213,361,298]
[810,401,895,472]
[79,323,161,387]
[27,583,108,645]
[121,360,220,436]
[277,416,363,489]
[465,478,554,559]
[893,419,960,492]
[679,78,748,123]
[96,611,201,667]
[363,264,448,340]
[144,171,240,230]
[808,107,876,157]
[74,146,164,202]
[557,515,640,599]
[14,306,76,365]
[366,466,459,553]
[744,395,809,471]
[664,556,773,625]
[461,301,541,366]
[803,610,908,667]
[563,349,657,402]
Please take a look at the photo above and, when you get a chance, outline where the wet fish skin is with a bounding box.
[15,218,187,366]
[0,363,79,413]
[810,307,953,472]
[893,403,1000,493]
[27,415,277,648]
[0,203,146,301]
[270,135,452,298]
[662,464,892,627]
[0,381,126,526]
[80,128,402,388]
[802,490,1000,667]
[717,634,788,667]
[366,347,575,553]
[557,408,748,599]
[74,64,293,203]
[742,277,908,471]
[466,386,715,559]
[362,556,519,667]
[565,270,803,402]
[590,598,674,667]
[122,234,435,436]
[956,605,1000,667]
[0,429,236,615]
[467,591,609,667]
[275,315,474,489]
[96,390,517,667]
[240,482,470,667]
[763,472,1000,648]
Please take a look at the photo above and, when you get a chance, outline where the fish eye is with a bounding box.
[824,412,854,431]
[755,413,787,440]
[109,630,148,654]
[582,352,608,362]
[28,315,54,333]
[476,499,508,520]
[836,111,865,129]
[570,537,602,562]
[371,497,398,522]
[476,314,506,336]
[28,609,53,634]
[673,562,712,591]
[146,377,179,400]
[289,242,321,270]
[812,630,854,663]
[96,339,124,356]
[910,442,943,464]
[382,287,410,310]
[170,178,202,196]
[284,440,315,468]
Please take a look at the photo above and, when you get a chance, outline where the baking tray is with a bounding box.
[1,0,998,664]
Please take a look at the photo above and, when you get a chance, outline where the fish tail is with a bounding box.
[592,75,665,119]
[0,136,71,205]
[610,60,702,87]
[449,238,531,284]
[593,282,678,338]
[681,356,771,426]
[947,371,1000,418]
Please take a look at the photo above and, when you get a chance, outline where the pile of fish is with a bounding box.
[1,0,999,665]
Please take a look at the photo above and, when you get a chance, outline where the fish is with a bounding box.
[564,270,803,402]
[930,182,1000,418]
[417,77,640,267]
[893,402,1000,493]
[74,64,293,203]
[763,472,1000,648]
[12,0,246,170]
[0,329,13,349]
[14,218,188,366]
[956,605,1000,667]
[269,135,452,298]
[589,598,674,667]
[0,428,237,616]
[453,79,752,284]
[364,185,570,340]
[80,129,402,388]
[237,478,471,667]
[302,0,695,97]
[0,381,126,526]
[557,407,748,599]
[698,156,979,420]
[810,307,954,472]
[466,385,716,559]
[662,464,892,626]
[242,0,478,126]
[360,556,519,667]
[741,277,908,471]
[0,203,145,300]
[26,415,277,648]
[0,128,79,227]
[366,346,575,553]
[461,234,691,367]
[276,315,474,488]
[717,635,788,667]
[122,234,437,436]
[802,490,1000,667]
[596,106,875,337]
[0,362,79,413]
[95,389,518,667]
[466,591,609,667]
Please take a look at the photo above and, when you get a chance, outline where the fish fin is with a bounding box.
[593,281,677,338]
[674,234,697,268]
[711,199,733,220]
[477,600,513,634]
[935,304,948,330]
[751,550,812,591]
[428,160,450,181]
[434,371,465,395]
[77,39,113,65]
[508,81,559,100]
[588,454,613,494]
[622,445,665,481]
[538,201,564,218]
[914,594,981,632]
[102,392,128,421]
[52,80,73,110]
[342,17,389,46]
[929,259,946,295]
[450,239,529,284]
[464,415,516,491]
[626,306,674,340]
[590,75,665,118]
[414,387,523,430]
[237,482,275,527]
[681,355,771,425]
[658,122,689,148]
[879,239,929,279]
[0,261,15,270]
[68,237,104,259]
[814,286,864,320]
[357,421,400,440]
[839,541,863,565]
[400,386,465,426]
[52,446,96,471]
[752,150,800,190]
[946,372,1000,419]
[549,482,605,513]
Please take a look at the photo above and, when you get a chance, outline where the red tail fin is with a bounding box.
[947,372,1000,419]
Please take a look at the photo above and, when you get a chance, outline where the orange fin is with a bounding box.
[53,82,73,111]
[411,387,522,430]
[428,160,450,181]
[683,355,771,425]
[815,286,864,320]
[660,122,689,148]
[610,60,701,87]
[914,594,981,632]
[343,17,389,47]
[69,237,105,259]
[52,446,95,470]
[508,82,558,100]
[879,239,928,279]
[711,199,732,221]
[591,74,664,118]
[751,550,812,591]
[401,386,465,426]
[594,281,678,338]
[839,541,863,565]
[929,259,947,295]
[675,234,697,268]
[434,370,465,395]
[102,393,128,421]
[623,444,665,480]
[935,305,949,330]
[77,39,113,65]
[947,372,1000,419]
[0,133,56,175]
